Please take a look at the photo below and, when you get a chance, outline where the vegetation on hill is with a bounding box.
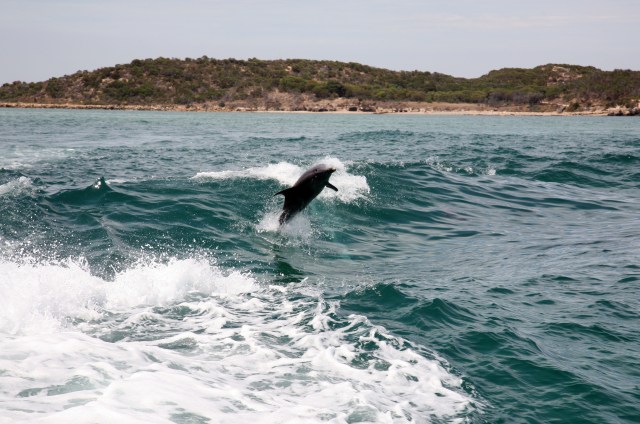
[1,57,639,110]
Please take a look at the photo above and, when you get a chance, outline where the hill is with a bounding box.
[1,58,639,114]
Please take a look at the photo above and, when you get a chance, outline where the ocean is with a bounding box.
[0,108,638,423]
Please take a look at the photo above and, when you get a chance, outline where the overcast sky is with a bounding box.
[1,0,639,84]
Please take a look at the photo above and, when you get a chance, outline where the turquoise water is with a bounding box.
[1,109,639,423]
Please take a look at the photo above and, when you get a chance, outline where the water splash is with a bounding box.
[0,176,33,196]
[193,157,370,203]
[0,256,475,422]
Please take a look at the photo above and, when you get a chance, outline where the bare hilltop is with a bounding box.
[1,57,639,115]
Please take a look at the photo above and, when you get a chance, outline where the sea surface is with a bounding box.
[0,109,639,423]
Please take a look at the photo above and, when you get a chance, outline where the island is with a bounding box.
[1,57,639,116]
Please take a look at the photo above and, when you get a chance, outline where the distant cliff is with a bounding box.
[1,58,639,114]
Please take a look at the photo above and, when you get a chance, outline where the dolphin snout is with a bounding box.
[328,167,336,173]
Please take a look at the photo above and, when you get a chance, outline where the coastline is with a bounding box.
[0,101,633,116]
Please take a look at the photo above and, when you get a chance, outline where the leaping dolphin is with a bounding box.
[274,164,338,225]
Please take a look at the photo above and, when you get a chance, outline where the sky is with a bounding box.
[1,0,639,84]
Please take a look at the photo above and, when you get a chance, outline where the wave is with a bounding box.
[0,176,33,197]
[348,158,498,177]
[424,156,497,176]
[192,157,370,203]
[0,256,254,335]
[355,152,634,188]
[193,161,301,184]
[247,135,310,143]
[338,129,418,143]
[599,152,640,164]
[0,147,74,170]
[47,177,138,206]
[105,178,130,185]
[0,256,475,422]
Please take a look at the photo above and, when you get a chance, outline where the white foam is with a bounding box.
[256,210,282,233]
[327,172,370,202]
[193,157,370,203]
[193,161,301,186]
[104,258,255,310]
[315,156,370,203]
[425,156,498,176]
[256,211,314,241]
[0,176,33,196]
[0,257,254,336]
[105,178,128,185]
[0,258,102,334]
[0,148,71,170]
[0,257,475,422]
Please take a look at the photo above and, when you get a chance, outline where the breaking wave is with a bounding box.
[0,256,475,422]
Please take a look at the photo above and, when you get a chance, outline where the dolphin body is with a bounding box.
[274,164,338,225]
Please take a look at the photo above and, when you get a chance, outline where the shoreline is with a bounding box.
[0,101,633,116]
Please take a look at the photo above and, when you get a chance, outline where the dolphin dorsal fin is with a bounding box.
[274,186,297,197]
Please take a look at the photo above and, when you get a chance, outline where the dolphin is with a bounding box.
[274,164,338,225]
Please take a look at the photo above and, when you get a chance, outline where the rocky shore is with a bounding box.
[1,99,638,116]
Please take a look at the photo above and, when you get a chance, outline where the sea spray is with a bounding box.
[0,256,473,422]
[192,157,370,203]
